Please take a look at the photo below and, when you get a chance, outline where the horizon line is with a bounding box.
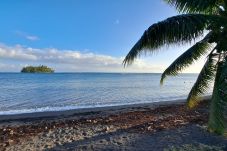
[0,71,199,74]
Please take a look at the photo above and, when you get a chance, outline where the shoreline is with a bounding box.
[0,95,211,122]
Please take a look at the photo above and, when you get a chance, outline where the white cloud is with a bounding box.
[25,35,39,41]
[15,31,39,41]
[0,43,166,72]
[0,43,205,73]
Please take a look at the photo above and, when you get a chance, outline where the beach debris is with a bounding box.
[86,119,92,123]
[147,126,153,131]
[93,120,98,123]
[8,139,15,145]
[105,126,110,132]
[9,130,14,135]
[174,119,184,123]
[0,102,208,150]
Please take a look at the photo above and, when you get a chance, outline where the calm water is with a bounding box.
[0,73,211,115]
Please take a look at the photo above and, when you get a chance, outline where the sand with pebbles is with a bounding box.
[1,98,227,151]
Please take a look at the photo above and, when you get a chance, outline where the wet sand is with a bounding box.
[1,96,227,151]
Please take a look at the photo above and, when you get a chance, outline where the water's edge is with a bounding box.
[0,95,211,121]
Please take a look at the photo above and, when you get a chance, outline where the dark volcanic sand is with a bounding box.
[0,100,227,151]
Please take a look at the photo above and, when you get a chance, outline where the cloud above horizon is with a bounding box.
[15,31,39,41]
[0,43,165,72]
[0,43,205,73]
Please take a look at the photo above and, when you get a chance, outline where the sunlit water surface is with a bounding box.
[0,73,212,115]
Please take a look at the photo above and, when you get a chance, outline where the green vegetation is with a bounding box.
[124,0,227,134]
[21,65,54,73]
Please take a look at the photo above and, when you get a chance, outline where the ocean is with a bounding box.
[0,73,212,115]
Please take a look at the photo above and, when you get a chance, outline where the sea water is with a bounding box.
[0,73,212,115]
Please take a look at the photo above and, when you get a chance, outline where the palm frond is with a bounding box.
[165,0,221,14]
[208,61,227,134]
[160,33,213,84]
[187,57,216,108]
[123,14,221,66]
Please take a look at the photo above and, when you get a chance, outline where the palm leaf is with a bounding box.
[160,33,213,84]
[208,61,227,134]
[187,56,216,108]
[165,0,221,14]
[123,14,222,66]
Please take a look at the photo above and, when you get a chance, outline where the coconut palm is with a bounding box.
[123,0,227,135]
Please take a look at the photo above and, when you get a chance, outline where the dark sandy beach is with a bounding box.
[1,97,227,151]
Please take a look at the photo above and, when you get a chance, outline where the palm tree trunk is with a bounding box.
[208,60,227,134]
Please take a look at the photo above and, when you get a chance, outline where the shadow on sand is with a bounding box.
[46,124,227,151]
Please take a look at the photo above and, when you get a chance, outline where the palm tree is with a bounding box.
[123,0,227,135]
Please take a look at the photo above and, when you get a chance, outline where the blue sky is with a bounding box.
[0,0,205,72]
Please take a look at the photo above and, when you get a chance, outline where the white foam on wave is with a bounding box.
[0,105,100,115]
[0,94,211,116]
[0,97,188,115]
[0,103,138,115]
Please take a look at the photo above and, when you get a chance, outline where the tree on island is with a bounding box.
[21,65,54,73]
[124,0,227,135]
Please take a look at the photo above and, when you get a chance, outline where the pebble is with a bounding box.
[82,132,87,136]
[147,126,153,131]
[3,143,7,147]
[93,120,97,123]
[8,139,14,145]
[105,126,110,132]
[87,119,92,122]
[60,129,65,133]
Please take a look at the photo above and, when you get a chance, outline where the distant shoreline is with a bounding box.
[21,65,54,73]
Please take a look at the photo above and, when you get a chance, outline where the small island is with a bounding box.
[21,65,54,73]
